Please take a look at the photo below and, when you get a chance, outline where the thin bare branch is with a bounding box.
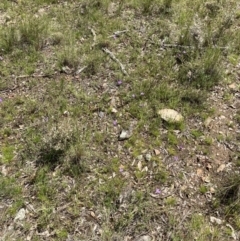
[102,48,128,75]
[75,66,87,75]
[14,74,53,79]
[89,27,97,47]
[159,43,229,50]
[108,30,128,38]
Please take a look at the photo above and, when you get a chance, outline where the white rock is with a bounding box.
[158,109,183,123]
[137,155,143,160]
[63,110,69,117]
[145,153,152,161]
[210,216,222,225]
[98,111,104,118]
[204,117,212,127]
[61,66,72,74]
[135,235,152,241]
[14,208,26,221]
[119,130,131,140]
[111,107,118,113]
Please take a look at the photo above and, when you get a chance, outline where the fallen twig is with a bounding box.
[102,48,128,75]
[89,27,97,47]
[161,43,194,49]
[226,223,237,240]
[149,193,171,199]
[14,74,53,79]
[75,66,87,75]
[159,42,229,50]
[108,29,128,38]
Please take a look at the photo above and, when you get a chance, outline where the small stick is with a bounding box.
[102,48,128,75]
[161,43,194,49]
[14,74,53,79]
[108,30,128,38]
[89,27,97,47]
[160,43,229,50]
[75,66,87,75]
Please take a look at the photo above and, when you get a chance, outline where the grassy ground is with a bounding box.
[0,0,240,240]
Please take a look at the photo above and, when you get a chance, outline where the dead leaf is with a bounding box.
[217,164,226,173]
[210,187,215,193]
[204,117,212,127]
[1,165,8,176]
[229,83,237,91]
[206,163,212,169]
[149,193,161,199]
[210,216,222,225]
[197,168,203,177]
[90,211,96,218]
[202,176,210,183]
[137,161,142,171]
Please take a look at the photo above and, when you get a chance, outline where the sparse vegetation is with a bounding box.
[0,0,240,240]
[216,174,240,216]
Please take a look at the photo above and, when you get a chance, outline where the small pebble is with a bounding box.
[98,111,104,118]
[136,235,152,241]
[14,208,26,221]
[145,153,152,161]
[119,130,131,140]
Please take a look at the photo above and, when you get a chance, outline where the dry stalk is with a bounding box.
[102,48,128,75]
[108,29,128,38]
[89,27,97,48]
